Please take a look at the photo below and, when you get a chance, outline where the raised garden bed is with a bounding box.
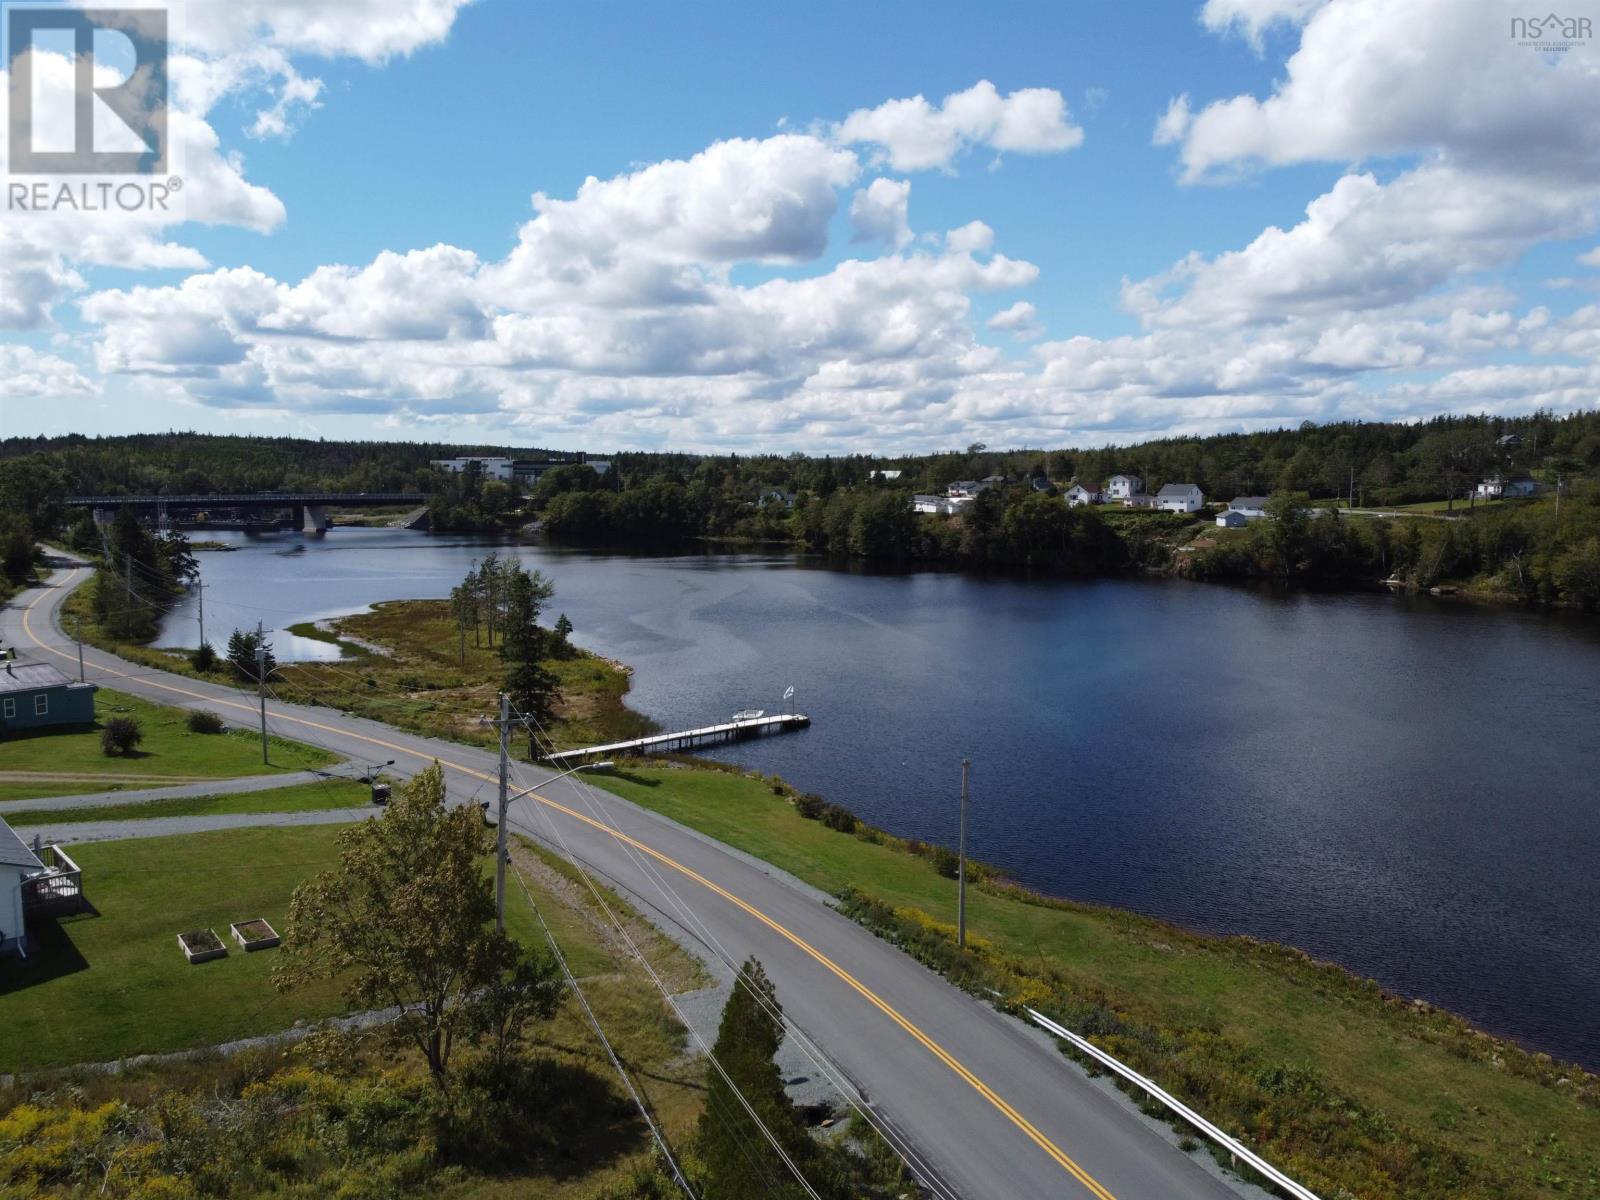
[229,918,281,951]
[177,928,227,964]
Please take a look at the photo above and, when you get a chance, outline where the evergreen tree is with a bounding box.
[500,565,557,754]
[697,958,821,1200]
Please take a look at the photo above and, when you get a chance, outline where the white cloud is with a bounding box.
[1200,0,1326,50]
[1579,247,1600,269]
[945,221,994,255]
[1169,0,1600,182]
[1124,163,1599,329]
[835,80,1083,172]
[0,345,97,400]
[850,178,912,248]
[987,301,1042,340]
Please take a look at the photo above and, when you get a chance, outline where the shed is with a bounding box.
[0,662,97,733]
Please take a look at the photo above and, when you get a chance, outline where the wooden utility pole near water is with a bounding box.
[958,758,970,950]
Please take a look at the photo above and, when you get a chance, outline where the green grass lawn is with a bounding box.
[589,763,1599,1200]
[1,826,353,1071]
[0,687,338,801]
[2,777,372,826]
[0,826,708,1200]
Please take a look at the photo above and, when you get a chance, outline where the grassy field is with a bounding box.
[590,762,1599,1200]
[0,687,338,801]
[1,823,709,1199]
[1,777,372,825]
[272,598,658,753]
[61,577,656,756]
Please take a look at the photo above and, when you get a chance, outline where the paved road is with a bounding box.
[4,559,1255,1200]
[16,806,376,846]
[0,766,358,813]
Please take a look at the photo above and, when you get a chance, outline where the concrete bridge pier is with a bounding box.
[297,504,329,534]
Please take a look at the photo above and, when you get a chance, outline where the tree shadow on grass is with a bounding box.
[442,1056,658,1184]
[1,910,97,994]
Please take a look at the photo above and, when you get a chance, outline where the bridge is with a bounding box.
[66,492,427,534]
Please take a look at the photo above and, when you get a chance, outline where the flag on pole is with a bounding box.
[783,685,795,702]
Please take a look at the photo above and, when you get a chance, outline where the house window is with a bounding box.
[2,698,13,719]
[34,693,49,716]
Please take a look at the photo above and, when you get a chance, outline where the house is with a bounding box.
[1227,496,1272,520]
[1107,474,1143,500]
[757,489,796,510]
[1475,475,1536,500]
[1156,483,1205,513]
[1065,482,1104,507]
[1216,510,1250,529]
[1,817,44,956]
[1120,494,1158,509]
[912,494,972,515]
[0,662,96,733]
[1496,433,1522,448]
[946,480,991,498]
[870,469,902,481]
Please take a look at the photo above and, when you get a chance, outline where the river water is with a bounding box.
[156,527,1600,1068]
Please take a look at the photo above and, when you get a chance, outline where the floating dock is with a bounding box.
[546,712,811,765]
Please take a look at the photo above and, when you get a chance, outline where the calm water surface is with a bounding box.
[158,528,1600,1068]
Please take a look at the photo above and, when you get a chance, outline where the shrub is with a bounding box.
[932,845,960,878]
[186,709,225,734]
[820,804,858,834]
[191,642,218,673]
[101,716,143,756]
[793,792,825,819]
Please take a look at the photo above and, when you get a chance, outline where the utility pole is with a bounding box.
[196,580,205,652]
[495,691,510,931]
[957,758,970,950]
[255,644,268,764]
[73,616,85,683]
[459,616,466,668]
[124,554,133,610]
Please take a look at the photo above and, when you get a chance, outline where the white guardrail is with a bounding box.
[1024,1008,1324,1200]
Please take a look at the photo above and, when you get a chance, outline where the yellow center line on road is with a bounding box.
[21,570,1117,1200]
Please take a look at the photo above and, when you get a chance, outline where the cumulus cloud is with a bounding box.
[835,80,1083,172]
[987,301,1042,340]
[1200,0,1326,50]
[850,178,912,247]
[0,345,97,400]
[1579,247,1600,269]
[1168,0,1600,182]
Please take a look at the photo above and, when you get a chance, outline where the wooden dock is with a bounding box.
[546,712,811,765]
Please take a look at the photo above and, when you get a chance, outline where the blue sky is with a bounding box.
[2,0,1597,452]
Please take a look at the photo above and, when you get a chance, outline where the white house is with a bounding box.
[1,817,44,957]
[1107,474,1143,500]
[1475,476,1536,500]
[1156,483,1205,513]
[1216,510,1250,529]
[1065,482,1104,507]
[913,494,973,515]
[1227,496,1271,520]
[946,480,993,498]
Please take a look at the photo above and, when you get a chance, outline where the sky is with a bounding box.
[1,0,1598,454]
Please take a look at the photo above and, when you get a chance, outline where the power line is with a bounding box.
[505,856,697,1198]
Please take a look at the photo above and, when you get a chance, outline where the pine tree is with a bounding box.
[500,565,557,754]
[696,959,819,1200]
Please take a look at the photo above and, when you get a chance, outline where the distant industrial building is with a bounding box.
[430,456,612,486]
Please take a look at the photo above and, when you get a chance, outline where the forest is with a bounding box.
[3,410,1599,607]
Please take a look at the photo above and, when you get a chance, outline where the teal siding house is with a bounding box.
[0,662,97,733]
